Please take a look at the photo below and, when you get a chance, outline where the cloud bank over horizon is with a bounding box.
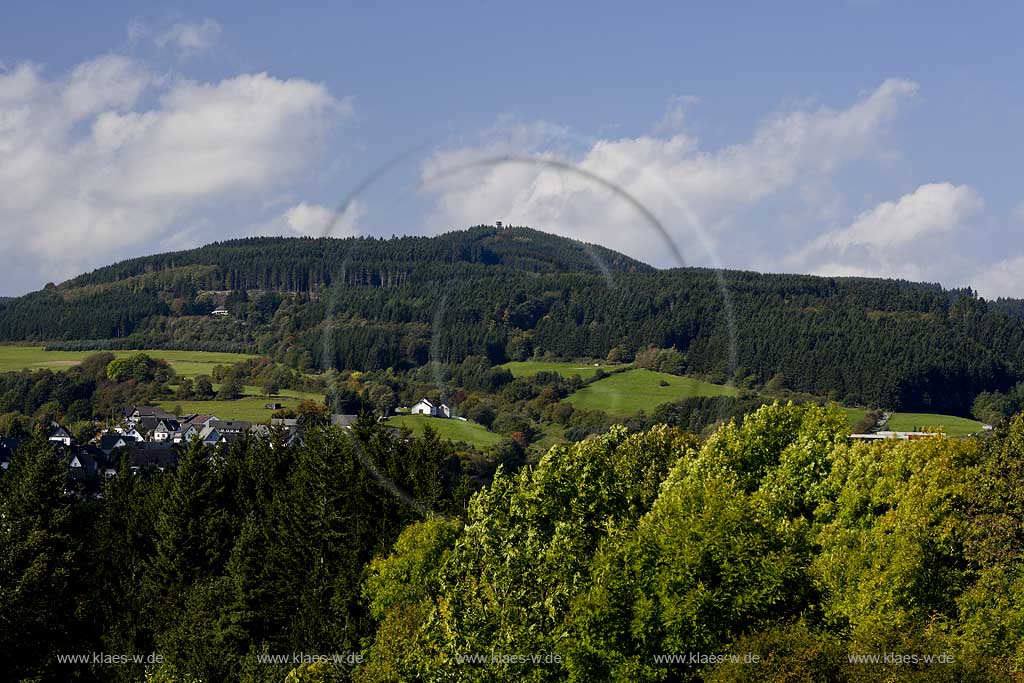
[0,21,1018,299]
[0,23,349,294]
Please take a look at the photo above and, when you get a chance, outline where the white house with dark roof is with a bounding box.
[153,419,181,443]
[197,426,223,446]
[410,399,450,418]
[48,424,72,446]
[126,406,176,427]
[68,451,98,479]
[98,433,130,455]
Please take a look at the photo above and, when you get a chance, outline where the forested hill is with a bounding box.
[62,225,653,290]
[1,224,1023,414]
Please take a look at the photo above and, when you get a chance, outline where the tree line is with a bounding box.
[2,404,1023,681]
[2,226,1023,413]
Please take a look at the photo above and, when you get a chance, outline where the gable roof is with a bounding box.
[127,443,178,470]
[99,434,129,452]
[135,417,163,433]
[130,406,176,420]
[180,414,216,428]
[198,426,221,442]
[209,420,251,433]
[331,414,359,428]
[69,451,98,470]
[49,424,72,439]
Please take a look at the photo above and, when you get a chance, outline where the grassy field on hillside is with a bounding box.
[0,346,255,377]
[500,360,628,380]
[235,386,323,401]
[158,385,326,422]
[843,407,871,429]
[887,412,984,436]
[566,369,739,417]
[155,397,310,422]
[386,415,501,448]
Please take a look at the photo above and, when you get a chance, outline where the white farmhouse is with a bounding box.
[410,399,451,418]
[410,399,434,415]
[48,424,73,446]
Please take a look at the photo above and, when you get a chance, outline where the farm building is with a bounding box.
[410,399,451,418]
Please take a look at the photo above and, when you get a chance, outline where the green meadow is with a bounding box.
[565,368,739,417]
[385,414,502,448]
[500,360,628,380]
[887,412,984,436]
[842,407,871,429]
[155,397,309,422]
[0,345,256,378]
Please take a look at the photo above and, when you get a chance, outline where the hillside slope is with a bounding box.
[1,224,1022,414]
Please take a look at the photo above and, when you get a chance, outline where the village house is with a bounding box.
[68,450,99,480]
[174,414,219,443]
[98,433,132,455]
[331,414,359,428]
[125,406,176,428]
[209,419,251,435]
[127,443,178,474]
[152,419,181,443]
[48,424,73,447]
[409,398,451,418]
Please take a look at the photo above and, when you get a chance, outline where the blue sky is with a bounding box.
[1,1,1021,296]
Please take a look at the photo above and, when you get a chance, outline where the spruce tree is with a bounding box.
[0,436,84,681]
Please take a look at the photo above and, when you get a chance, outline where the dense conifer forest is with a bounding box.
[2,225,1023,414]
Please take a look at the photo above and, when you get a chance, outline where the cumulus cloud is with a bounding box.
[0,54,349,293]
[420,79,919,268]
[790,182,984,280]
[972,256,1024,300]
[255,201,364,237]
[828,182,981,249]
[155,19,223,57]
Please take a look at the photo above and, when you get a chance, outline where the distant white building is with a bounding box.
[849,430,940,441]
[48,424,73,446]
[152,419,180,443]
[410,398,450,418]
[211,307,229,316]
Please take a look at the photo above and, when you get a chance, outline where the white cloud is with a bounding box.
[62,55,153,119]
[262,201,364,237]
[0,54,350,293]
[806,182,982,251]
[421,79,919,268]
[789,183,983,282]
[971,256,1024,299]
[155,19,223,57]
